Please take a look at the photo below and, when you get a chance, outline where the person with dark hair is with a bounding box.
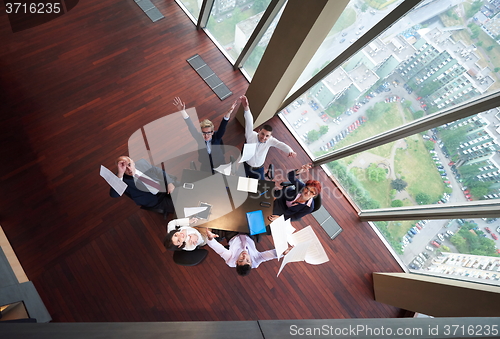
[109,156,175,216]
[174,96,238,173]
[241,95,296,180]
[164,217,206,251]
[205,230,292,276]
[269,163,321,222]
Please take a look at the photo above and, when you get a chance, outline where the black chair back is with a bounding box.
[172,249,208,266]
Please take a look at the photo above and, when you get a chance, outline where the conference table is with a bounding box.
[172,169,275,233]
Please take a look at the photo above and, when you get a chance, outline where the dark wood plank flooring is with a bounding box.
[0,0,405,322]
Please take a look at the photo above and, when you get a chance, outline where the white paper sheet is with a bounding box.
[277,240,311,277]
[290,226,329,265]
[239,143,257,163]
[213,163,232,176]
[236,177,258,193]
[270,216,296,260]
[100,165,127,196]
[184,206,208,218]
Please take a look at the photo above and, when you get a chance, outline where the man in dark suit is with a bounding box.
[109,156,175,216]
[174,97,237,173]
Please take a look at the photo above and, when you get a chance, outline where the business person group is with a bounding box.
[108,95,322,276]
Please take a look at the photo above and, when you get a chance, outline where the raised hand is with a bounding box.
[117,160,127,178]
[297,163,312,174]
[173,97,185,111]
[224,99,239,119]
[207,229,219,240]
[240,95,249,110]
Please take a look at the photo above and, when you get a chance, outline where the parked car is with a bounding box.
[485,227,492,233]
[425,245,434,252]
[437,233,444,241]
[431,241,441,248]
[492,233,498,240]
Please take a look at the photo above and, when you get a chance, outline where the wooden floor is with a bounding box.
[0,0,406,322]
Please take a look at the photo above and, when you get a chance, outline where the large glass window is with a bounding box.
[205,0,272,62]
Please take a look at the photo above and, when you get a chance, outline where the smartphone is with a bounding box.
[183,182,194,189]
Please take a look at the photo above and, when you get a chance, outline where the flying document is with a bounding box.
[269,216,329,276]
[213,163,232,176]
[100,165,127,196]
[239,143,257,163]
[184,206,208,218]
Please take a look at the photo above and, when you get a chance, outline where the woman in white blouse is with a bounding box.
[163,217,207,251]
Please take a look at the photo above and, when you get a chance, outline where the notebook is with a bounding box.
[246,210,267,235]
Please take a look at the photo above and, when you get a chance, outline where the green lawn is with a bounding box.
[351,167,392,207]
[393,136,444,203]
[334,103,402,159]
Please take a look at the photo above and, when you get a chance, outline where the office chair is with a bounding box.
[172,248,208,266]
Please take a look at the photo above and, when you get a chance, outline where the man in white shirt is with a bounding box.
[206,230,293,276]
[241,96,296,180]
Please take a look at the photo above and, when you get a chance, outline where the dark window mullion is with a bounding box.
[234,0,286,70]
[197,0,214,29]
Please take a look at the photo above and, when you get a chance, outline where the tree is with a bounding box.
[415,192,431,205]
[487,45,494,51]
[424,140,435,150]
[366,163,386,183]
[470,185,488,198]
[391,178,407,192]
[413,110,424,119]
[466,0,482,18]
[495,67,500,73]
[391,200,403,207]
[450,234,467,253]
[319,125,329,135]
[307,130,320,142]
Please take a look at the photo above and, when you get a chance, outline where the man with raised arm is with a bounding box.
[174,97,238,173]
[241,95,296,180]
[205,230,293,276]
